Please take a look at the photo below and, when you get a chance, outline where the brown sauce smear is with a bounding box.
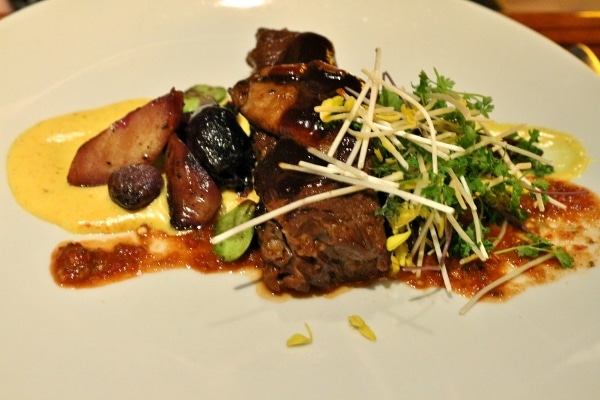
[51,225,262,288]
[51,180,600,301]
[396,180,600,301]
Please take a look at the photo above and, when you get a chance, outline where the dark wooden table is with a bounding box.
[504,11,600,57]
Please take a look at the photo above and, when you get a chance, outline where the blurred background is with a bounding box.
[1,0,599,69]
[499,0,600,59]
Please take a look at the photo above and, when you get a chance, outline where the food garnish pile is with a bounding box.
[10,28,600,314]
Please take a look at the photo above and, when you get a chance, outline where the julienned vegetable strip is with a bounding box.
[210,185,365,244]
[326,78,372,160]
[279,161,454,214]
[361,68,440,174]
[459,253,555,315]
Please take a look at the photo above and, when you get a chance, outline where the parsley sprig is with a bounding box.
[494,234,574,268]
[413,69,495,117]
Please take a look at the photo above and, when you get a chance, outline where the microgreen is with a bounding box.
[366,69,561,268]
[380,86,403,111]
[495,233,574,268]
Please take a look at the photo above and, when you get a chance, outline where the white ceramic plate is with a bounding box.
[2,1,600,399]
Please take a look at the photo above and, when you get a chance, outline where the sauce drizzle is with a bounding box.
[51,225,262,288]
[50,181,600,304]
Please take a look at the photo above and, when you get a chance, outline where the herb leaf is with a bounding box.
[496,234,574,268]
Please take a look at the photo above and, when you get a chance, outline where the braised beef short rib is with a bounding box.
[254,139,390,293]
[232,28,390,293]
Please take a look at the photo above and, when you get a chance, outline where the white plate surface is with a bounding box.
[1,1,600,399]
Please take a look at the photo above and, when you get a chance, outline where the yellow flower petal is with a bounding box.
[286,323,313,347]
[400,103,417,126]
[386,230,412,251]
[348,315,377,341]
[318,96,345,123]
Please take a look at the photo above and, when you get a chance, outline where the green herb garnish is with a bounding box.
[495,234,574,268]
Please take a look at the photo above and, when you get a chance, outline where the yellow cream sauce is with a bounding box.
[5,99,177,234]
[6,101,591,236]
[488,122,590,180]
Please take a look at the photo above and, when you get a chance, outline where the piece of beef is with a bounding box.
[235,28,390,293]
[229,60,363,154]
[251,129,357,166]
[251,131,278,163]
[253,139,390,293]
[246,28,336,71]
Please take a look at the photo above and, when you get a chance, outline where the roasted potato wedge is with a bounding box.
[67,89,184,186]
[165,134,222,230]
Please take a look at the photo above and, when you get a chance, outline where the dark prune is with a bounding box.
[186,105,255,191]
[107,164,164,210]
